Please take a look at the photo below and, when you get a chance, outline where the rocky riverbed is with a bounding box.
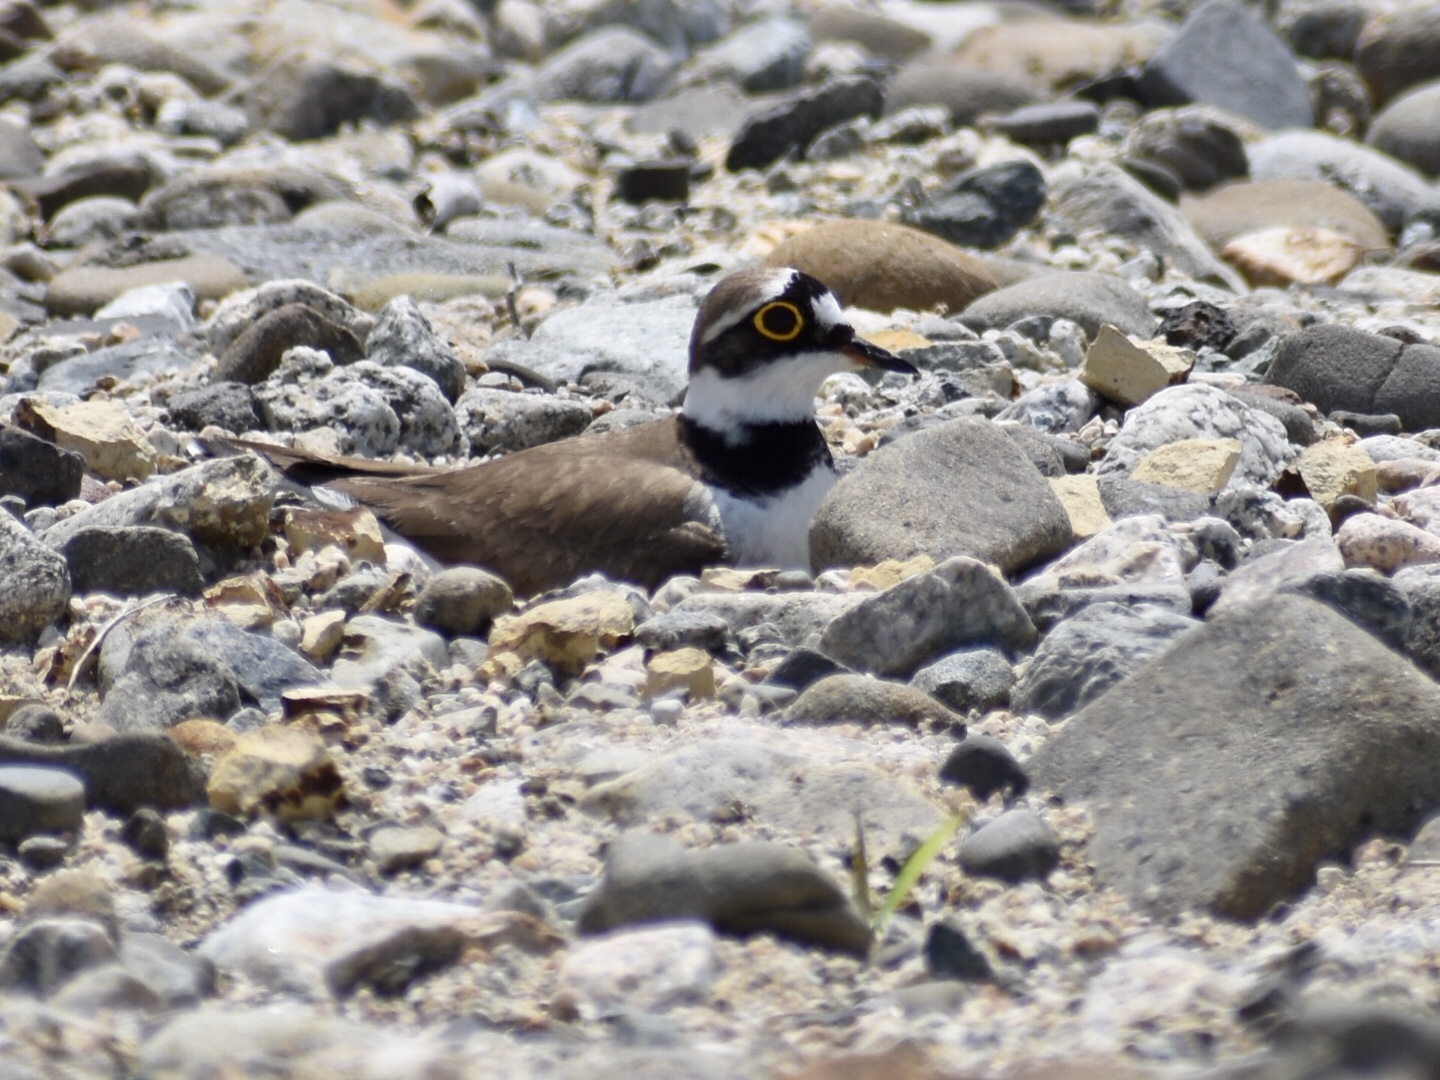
[4,0,1440,1076]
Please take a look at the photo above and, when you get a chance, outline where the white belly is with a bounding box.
[708,466,837,571]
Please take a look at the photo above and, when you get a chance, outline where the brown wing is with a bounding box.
[225,424,726,594]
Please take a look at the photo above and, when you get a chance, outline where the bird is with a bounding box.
[228,266,917,595]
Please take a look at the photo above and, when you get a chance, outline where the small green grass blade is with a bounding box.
[872,813,964,936]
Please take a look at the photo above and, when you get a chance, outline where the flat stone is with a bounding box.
[0,765,84,841]
[1223,227,1364,287]
[207,726,344,822]
[369,825,444,875]
[487,591,635,677]
[1182,178,1392,254]
[939,735,1028,801]
[818,556,1035,677]
[726,75,883,172]
[0,116,41,180]
[988,100,1100,145]
[578,831,871,956]
[786,673,961,728]
[1029,593,1440,919]
[61,526,205,597]
[1012,602,1200,720]
[0,510,69,643]
[165,383,263,434]
[1295,439,1378,510]
[957,810,1060,883]
[0,917,116,996]
[1049,474,1112,540]
[44,255,247,318]
[1080,325,1196,407]
[762,219,996,316]
[810,417,1072,576]
[1130,438,1242,494]
[960,271,1158,341]
[14,397,156,482]
[1124,106,1249,195]
[912,649,1014,713]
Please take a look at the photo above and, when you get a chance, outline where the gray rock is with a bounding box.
[165,383,263,434]
[1097,474,1213,523]
[0,424,83,506]
[1125,106,1249,194]
[0,511,69,643]
[939,735,1028,800]
[1248,130,1440,234]
[0,732,204,813]
[578,831,871,956]
[215,303,365,385]
[1016,580,1195,632]
[885,60,1042,127]
[629,83,751,141]
[1367,81,1440,179]
[1276,568,1411,651]
[1265,325,1440,432]
[786,673,962,728]
[94,283,196,332]
[569,0,729,55]
[61,526,204,597]
[118,932,215,1009]
[994,380,1100,435]
[41,454,276,553]
[1013,602,1200,720]
[248,51,420,141]
[903,160,1046,250]
[1098,383,1296,488]
[97,623,243,731]
[988,101,1100,145]
[1029,593,1440,919]
[634,609,733,653]
[959,272,1158,341]
[669,591,862,645]
[810,417,1072,576]
[1049,162,1242,287]
[913,648,1014,712]
[155,97,250,146]
[206,280,372,357]
[35,336,200,397]
[1398,570,1440,679]
[957,810,1060,883]
[819,556,1036,677]
[0,765,85,841]
[726,75,884,173]
[455,388,591,455]
[412,567,513,636]
[1138,0,1312,129]
[365,296,467,403]
[45,196,139,248]
[1228,387,1319,447]
[0,116,41,180]
[685,17,810,93]
[183,619,322,713]
[47,964,162,1013]
[482,293,696,404]
[331,614,449,691]
[256,350,402,458]
[533,27,678,104]
[5,705,63,743]
[0,918,116,996]
[339,361,467,459]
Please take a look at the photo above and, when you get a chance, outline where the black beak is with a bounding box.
[839,332,919,375]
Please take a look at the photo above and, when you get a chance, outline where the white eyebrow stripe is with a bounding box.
[697,268,800,345]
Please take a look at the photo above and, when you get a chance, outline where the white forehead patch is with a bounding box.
[812,288,843,332]
[697,268,802,346]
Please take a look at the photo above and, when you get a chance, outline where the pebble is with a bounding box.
[938,735,1029,801]
[726,75,882,172]
[369,825,445,875]
[786,673,961,728]
[206,726,344,823]
[60,525,205,597]
[0,764,85,841]
[957,810,1061,884]
[0,508,69,642]
[960,271,1158,341]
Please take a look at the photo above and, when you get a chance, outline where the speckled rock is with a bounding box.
[0,510,69,643]
[786,673,961,728]
[365,295,467,403]
[455,388,592,455]
[1338,513,1440,573]
[960,272,1158,341]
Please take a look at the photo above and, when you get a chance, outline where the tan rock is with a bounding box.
[762,219,996,314]
[14,397,156,481]
[645,647,717,700]
[345,272,511,311]
[0,311,18,344]
[204,574,287,630]
[1378,457,1440,493]
[1222,226,1363,287]
[1182,178,1391,254]
[168,718,238,757]
[1338,513,1440,573]
[1048,474,1112,540]
[955,21,1165,89]
[369,824,444,875]
[283,507,386,565]
[299,610,348,663]
[860,329,931,353]
[207,726,345,821]
[1131,438,1242,494]
[44,254,247,317]
[849,554,937,591]
[488,591,635,675]
[1295,439,1378,509]
[1079,324,1194,407]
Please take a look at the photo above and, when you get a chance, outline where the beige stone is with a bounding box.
[204,574,286,630]
[1131,438,1242,494]
[1222,226,1363,287]
[168,718,238,758]
[1338,513,1440,574]
[1378,457,1440,493]
[645,647,717,700]
[300,610,347,663]
[1295,439,1378,509]
[14,397,156,482]
[207,726,345,821]
[0,311,18,344]
[1079,324,1195,407]
[861,329,931,353]
[283,507,386,565]
[849,554,936,591]
[1048,474,1112,540]
[488,591,635,675]
[44,254,247,316]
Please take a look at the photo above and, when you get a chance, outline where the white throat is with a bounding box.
[681,351,852,437]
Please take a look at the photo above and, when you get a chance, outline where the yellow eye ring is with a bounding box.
[753,301,804,342]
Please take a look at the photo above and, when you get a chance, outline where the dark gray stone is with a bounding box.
[1015,580,1195,633]
[248,52,420,141]
[786,673,962,728]
[166,382,263,434]
[957,810,1059,883]
[913,649,1014,713]
[97,624,243,731]
[0,511,69,643]
[819,556,1036,677]
[0,732,204,813]
[1228,388,1319,447]
[939,735,1028,801]
[578,831,871,956]
[533,27,678,104]
[1398,570,1440,679]
[810,418,1072,577]
[687,17,810,93]
[959,271,1158,341]
[1279,569,1411,651]
[634,609,734,654]
[1126,107,1249,193]
[726,75,883,173]
[987,101,1099,145]
[61,526,204,597]
[183,619,322,713]
[412,567,513,636]
[5,704,62,743]
[1262,324,1440,428]
[121,807,169,860]
[1013,602,1200,720]
[1002,424,1066,477]
[216,303,365,385]
[0,918,115,996]
[764,647,846,692]
[0,425,84,507]
[0,765,85,841]
[365,295,467,403]
[925,920,994,981]
[903,160,1046,250]
[1138,0,1313,129]
[885,61,1041,127]
[1029,593,1440,919]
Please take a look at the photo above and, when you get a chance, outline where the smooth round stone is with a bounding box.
[413,567,514,637]
[957,810,1060,883]
[0,765,86,841]
[939,735,1029,801]
[1367,81,1440,179]
[913,649,1015,712]
[369,825,445,875]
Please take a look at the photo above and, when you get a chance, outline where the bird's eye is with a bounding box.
[752,301,803,342]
